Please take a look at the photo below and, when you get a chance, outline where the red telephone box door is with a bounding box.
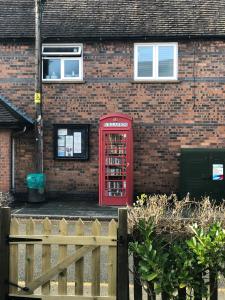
[99,114,133,206]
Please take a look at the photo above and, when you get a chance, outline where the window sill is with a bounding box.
[42,80,86,84]
[131,80,180,84]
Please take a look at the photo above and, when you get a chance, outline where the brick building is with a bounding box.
[1,0,225,201]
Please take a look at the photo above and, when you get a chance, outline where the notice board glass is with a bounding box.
[54,124,89,160]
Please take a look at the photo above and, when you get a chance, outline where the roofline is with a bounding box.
[0,95,34,127]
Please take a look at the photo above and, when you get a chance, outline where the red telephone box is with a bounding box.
[99,113,133,206]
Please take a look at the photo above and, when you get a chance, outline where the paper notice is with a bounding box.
[58,129,67,136]
[58,147,65,157]
[74,132,82,153]
[58,135,65,147]
[65,135,73,157]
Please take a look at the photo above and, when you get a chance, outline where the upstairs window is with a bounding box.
[134,43,178,81]
[42,44,83,81]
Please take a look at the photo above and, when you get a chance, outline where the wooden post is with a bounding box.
[117,208,129,300]
[133,255,142,300]
[194,272,203,300]
[75,219,84,295]
[178,287,186,300]
[91,220,101,296]
[161,291,169,300]
[108,219,117,296]
[147,282,156,300]
[0,207,11,299]
[42,218,51,295]
[35,0,43,173]
[209,269,218,300]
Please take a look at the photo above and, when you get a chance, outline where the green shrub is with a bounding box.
[128,194,225,299]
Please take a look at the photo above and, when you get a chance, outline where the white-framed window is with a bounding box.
[42,44,83,81]
[134,43,178,81]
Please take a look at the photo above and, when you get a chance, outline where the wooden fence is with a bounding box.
[133,273,219,300]
[5,205,222,300]
[9,217,118,299]
[0,207,130,300]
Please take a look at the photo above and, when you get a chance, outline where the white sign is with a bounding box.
[74,132,82,153]
[58,136,65,147]
[58,129,67,135]
[65,136,73,157]
[212,164,224,181]
[58,147,65,157]
[104,122,128,127]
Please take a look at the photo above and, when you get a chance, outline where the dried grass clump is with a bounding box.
[0,192,13,207]
[128,194,225,237]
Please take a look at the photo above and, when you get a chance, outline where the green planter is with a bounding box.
[26,173,46,203]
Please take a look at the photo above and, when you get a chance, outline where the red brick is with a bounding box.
[0,130,11,192]
[1,40,225,195]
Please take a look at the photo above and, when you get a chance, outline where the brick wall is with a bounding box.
[0,130,11,192]
[1,40,225,195]
[14,131,36,191]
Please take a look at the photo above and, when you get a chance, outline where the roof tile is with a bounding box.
[0,95,34,128]
[0,0,225,39]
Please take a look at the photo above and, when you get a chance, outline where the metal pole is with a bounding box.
[34,0,43,174]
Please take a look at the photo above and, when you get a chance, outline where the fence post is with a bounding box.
[161,291,169,300]
[194,272,203,300]
[178,287,186,300]
[209,269,218,300]
[148,282,156,300]
[133,255,142,300]
[117,208,129,300]
[0,207,11,299]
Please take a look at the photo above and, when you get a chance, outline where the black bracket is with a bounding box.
[8,281,30,292]
[118,235,125,245]
[8,237,42,243]
[9,297,41,300]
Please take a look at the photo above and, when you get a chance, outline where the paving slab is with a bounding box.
[11,199,119,220]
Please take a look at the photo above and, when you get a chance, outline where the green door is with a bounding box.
[180,149,225,201]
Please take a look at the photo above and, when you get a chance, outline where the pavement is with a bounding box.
[11,198,119,220]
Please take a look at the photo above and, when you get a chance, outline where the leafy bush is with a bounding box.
[128,194,225,299]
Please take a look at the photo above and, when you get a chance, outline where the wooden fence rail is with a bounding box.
[1,207,221,300]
